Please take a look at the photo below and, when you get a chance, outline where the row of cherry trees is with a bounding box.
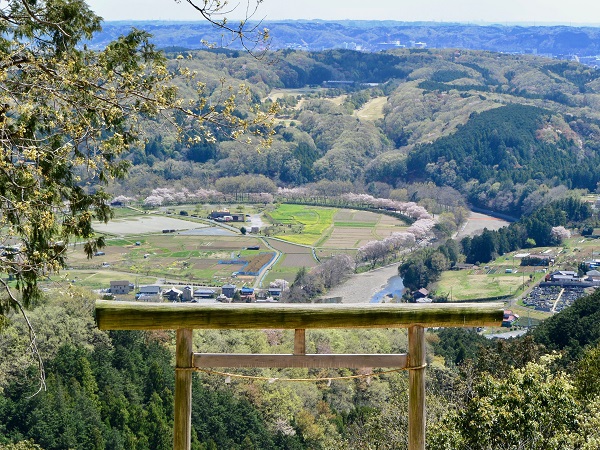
[114,187,436,224]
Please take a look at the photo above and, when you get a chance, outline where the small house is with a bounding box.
[240,287,255,302]
[182,286,194,302]
[548,271,579,282]
[586,270,600,285]
[136,285,162,302]
[413,288,429,300]
[194,288,216,299]
[221,284,237,298]
[502,310,519,327]
[267,287,282,298]
[110,280,133,295]
[209,210,245,222]
[164,288,183,302]
[216,293,229,302]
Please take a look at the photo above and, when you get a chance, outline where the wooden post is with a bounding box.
[408,325,426,450]
[174,329,193,450]
[294,329,306,355]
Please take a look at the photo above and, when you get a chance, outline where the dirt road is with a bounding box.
[326,264,400,303]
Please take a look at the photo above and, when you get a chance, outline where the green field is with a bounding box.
[268,204,336,245]
[66,233,267,287]
[54,205,409,291]
[435,266,545,301]
[266,204,407,248]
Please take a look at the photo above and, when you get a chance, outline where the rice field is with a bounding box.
[63,204,410,290]
[322,227,376,248]
[267,205,407,248]
[266,239,319,268]
[66,232,271,286]
[92,215,203,235]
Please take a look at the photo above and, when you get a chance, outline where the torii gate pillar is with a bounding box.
[174,329,193,450]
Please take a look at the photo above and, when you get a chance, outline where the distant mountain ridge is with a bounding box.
[90,20,600,64]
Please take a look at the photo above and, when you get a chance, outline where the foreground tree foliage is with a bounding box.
[429,356,600,450]
[0,0,275,384]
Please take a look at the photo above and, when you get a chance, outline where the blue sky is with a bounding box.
[88,0,600,25]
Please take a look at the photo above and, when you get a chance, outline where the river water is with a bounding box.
[370,275,405,303]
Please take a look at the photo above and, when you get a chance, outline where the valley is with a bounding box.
[4,8,600,449]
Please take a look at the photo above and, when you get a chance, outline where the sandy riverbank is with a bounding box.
[326,264,400,303]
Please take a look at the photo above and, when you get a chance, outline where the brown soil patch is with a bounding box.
[352,211,380,222]
[280,253,319,268]
[245,253,276,272]
[322,227,375,248]
[267,239,312,254]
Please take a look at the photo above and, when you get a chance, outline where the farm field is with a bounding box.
[63,270,156,292]
[62,204,411,292]
[455,211,511,239]
[267,205,407,248]
[560,236,600,264]
[93,214,205,235]
[435,261,546,301]
[266,239,318,268]
[354,96,387,121]
[268,204,336,246]
[66,233,274,287]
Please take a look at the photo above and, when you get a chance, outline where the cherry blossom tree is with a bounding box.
[551,226,571,243]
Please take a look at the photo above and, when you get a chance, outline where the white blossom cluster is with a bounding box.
[551,226,571,242]
[276,189,433,221]
[340,193,432,221]
[111,195,135,204]
[406,218,436,239]
[141,187,225,206]
[357,231,418,264]
[248,192,274,203]
[276,187,310,200]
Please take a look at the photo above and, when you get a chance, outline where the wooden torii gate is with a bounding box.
[95,300,503,450]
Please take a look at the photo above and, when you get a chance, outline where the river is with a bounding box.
[370,275,405,303]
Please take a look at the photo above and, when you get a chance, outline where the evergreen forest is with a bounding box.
[3,289,600,449]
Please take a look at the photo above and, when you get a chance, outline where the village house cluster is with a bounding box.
[108,280,284,303]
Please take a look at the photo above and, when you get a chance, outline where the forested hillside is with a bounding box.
[3,287,600,448]
[110,47,600,218]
